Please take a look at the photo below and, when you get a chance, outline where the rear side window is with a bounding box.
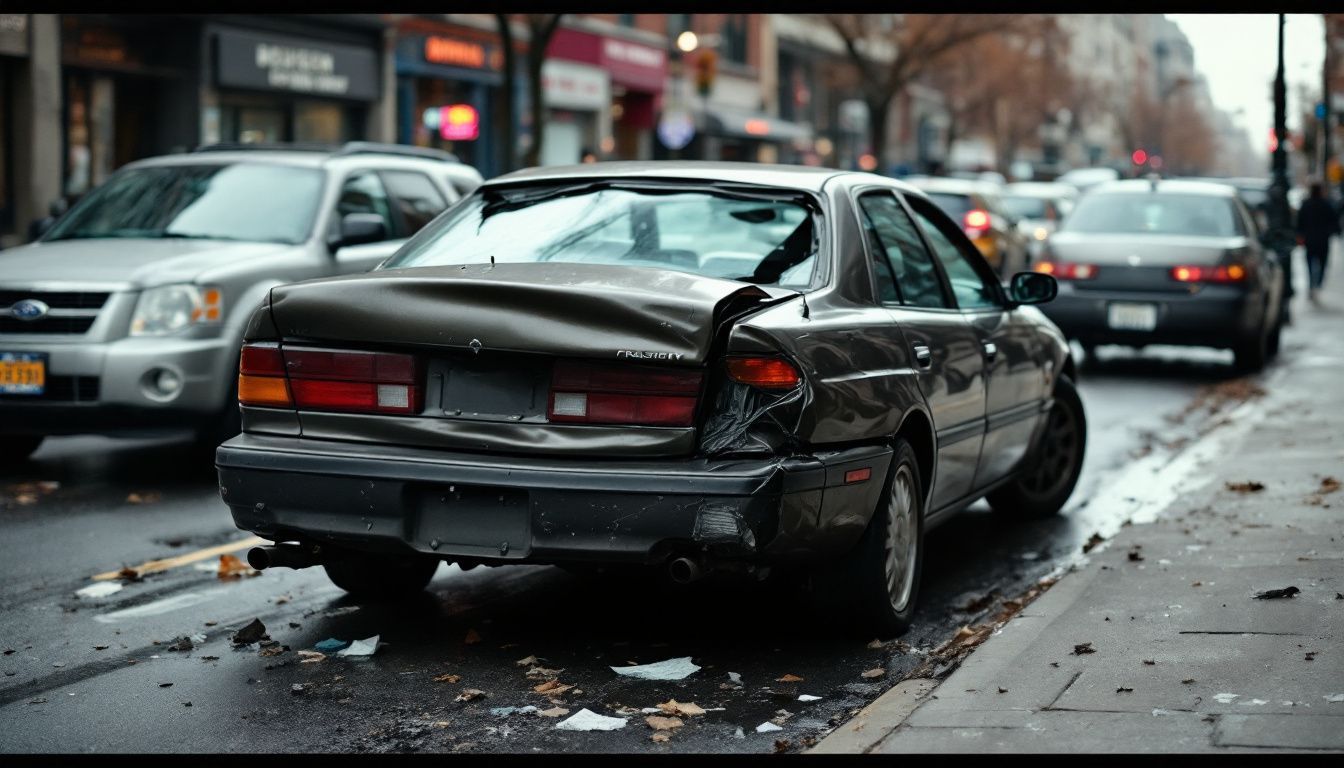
[382,170,449,235]
[856,192,949,309]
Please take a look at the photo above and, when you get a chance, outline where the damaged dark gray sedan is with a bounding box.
[215,162,1084,635]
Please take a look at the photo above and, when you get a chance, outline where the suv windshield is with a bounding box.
[45,163,325,245]
[384,185,820,289]
[1000,195,1049,220]
[1060,192,1240,238]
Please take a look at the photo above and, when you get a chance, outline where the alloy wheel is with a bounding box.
[882,465,918,613]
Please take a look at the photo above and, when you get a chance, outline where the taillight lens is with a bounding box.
[548,360,702,427]
[1170,264,1247,283]
[963,209,991,238]
[1034,260,1097,280]
[237,343,423,415]
[725,357,802,389]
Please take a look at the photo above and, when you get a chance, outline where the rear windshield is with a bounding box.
[925,192,972,220]
[1000,195,1049,220]
[45,163,325,245]
[1060,192,1241,238]
[383,185,821,289]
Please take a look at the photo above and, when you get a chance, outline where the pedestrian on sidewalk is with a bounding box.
[1295,181,1341,304]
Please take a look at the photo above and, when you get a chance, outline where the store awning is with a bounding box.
[696,107,812,144]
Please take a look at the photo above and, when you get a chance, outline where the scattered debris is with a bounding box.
[866,639,884,650]
[455,689,486,703]
[1192,581,1203,587]
[997,687,1008,694]
[538,707,569,717]
[1324,694,1344,703]
[656,700,705,717]
[1127,549,1144,562]
[1320,476,1341,494]
[165,636,198,652]
[93,645,109,651]
[1213,693,1239,704]
[555,709,627,731]
[1182,679,1196,685]
[1073,642,1096,655]
[734,727,745,739]
[773,739,792,753]
[158,682,173,688]
[797,694,822,702]
[1305,652,1316,661]
[116,567,142,583]
[524,665,563,680]
[515,655,539,666]
[125,491,162,504]
[433,673,461,683]
[860,668,885,679]
[230,619,267,646]
[645,715,684,731]
[490,705,538,717]
[200,656,219,662]
[1116,686,1134,693]
[297,651,326,663]
[28,698,48,705]
[464,628,482,645]
[755,722,783,733]
[1142,660,1156,666]
[217,554,258,580]
[726,671,742,686]
[533,679,575,696]
[1252,586,1300,600]
[76,582,124,599]
[651,732,671,744]
[1225,481,1265,493]
[776,673,804,683]
[336,635,379,657]
[291,684,305,695]
[1082,533,1105,553]
[314,638,350,653]
[609,657,700,681]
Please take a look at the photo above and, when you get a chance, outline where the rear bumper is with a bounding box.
[1037,284,1258,348]
[215,434,891,567]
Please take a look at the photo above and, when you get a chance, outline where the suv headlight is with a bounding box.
[130,285,223,336]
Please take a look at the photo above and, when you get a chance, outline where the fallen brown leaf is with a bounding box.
[532,679,574,695]
[117,566,142,582]
[866,639,884,650]
[1072,642,1096,655]
[773,739,791,753]
[651,732,671,743]
[860,668,885,679]
[1082,532,1105,554]
[433,673,462,683]
[538,707,569,717]
[297,651,325,663]
[1320,476,1341,494]
[524,665,563,679]
[656,699,706,717]
[645,715,684,731]
[217,554,258,581]
[1225,481,1265,493]
[455,688,486,702]
[776,673,804,683]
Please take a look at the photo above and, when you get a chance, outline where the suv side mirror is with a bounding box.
[331,212,387,251]
[1008,271,1057,305]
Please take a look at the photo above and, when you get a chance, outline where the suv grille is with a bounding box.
[0,375,100,402]
[0,290,110,335]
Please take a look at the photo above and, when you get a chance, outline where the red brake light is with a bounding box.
[238,342,291,408]
[1170,264,1246,283]
[725,357,802,389]
[1034,261,1097,280]
[963,209,990,231]
[548,361,703,427]
[237,343,423,414]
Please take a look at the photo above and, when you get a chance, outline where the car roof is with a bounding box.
[487,161,860,192]
[1087,178,1240,198]
[1004,182,1078,198]
[901,176,998,196]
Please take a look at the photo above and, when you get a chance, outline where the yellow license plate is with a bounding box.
[0,355,45,395]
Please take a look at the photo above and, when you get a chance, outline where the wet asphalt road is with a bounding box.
[0,343,1282,753]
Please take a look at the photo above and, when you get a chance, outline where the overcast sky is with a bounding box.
[1168,14,1325,159]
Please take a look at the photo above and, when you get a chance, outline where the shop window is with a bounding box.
[381,170,449,235]
[720,15,748,65]
[295,102,347,144]
[332,172,395,240]
[618,14,636,28]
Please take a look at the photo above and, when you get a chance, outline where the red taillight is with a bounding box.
[548,361,703,427]
[963,209,991,237]
[1170,264,1247,283]
[725,357,802,389]
[1034,260,1097,280]
[236,343,423,415]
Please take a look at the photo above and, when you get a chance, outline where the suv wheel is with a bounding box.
[323,554,441,600]
[0,435,44,464]
[812,438,924,638]
[988,374,1086,519]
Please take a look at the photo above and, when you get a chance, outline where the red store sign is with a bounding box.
[547,27,666,94]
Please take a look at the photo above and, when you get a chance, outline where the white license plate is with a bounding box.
[1107,303,1157,331]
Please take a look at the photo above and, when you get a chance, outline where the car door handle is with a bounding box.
[913,344,932,368]
[982,341,998,361]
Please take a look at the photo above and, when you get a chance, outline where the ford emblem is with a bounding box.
[11,299,50,321]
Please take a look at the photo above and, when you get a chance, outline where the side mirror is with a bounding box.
[330,212,387,251]
[1008,271,1057,305]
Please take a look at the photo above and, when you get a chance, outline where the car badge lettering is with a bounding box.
[10,299,50,321]
[616,350,684,361]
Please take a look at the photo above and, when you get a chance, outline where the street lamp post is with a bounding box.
[1269,13,1295,324]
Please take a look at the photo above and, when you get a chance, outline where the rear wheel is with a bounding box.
[323,554,441,600]
[0,435,44,464]
[1232,321,1269,373]
[988,374,1086,519]
[1265,313,1282,361]
[812,439,924,638]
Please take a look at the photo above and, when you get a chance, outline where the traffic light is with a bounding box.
[694,49,717,97]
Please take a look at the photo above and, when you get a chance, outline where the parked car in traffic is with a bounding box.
[1032,178,1283,371]
[903,176,1030,279]
[216,161,1085,636]
[1056,166,1121,195]
[1002,181,1079,261]
[0,142,483,463]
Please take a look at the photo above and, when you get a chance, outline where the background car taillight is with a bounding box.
[1169,264,1247,284]
[237,343,423,414]
[548,360,703,427]
[963,209,991,239]
[1034,260,1098,280]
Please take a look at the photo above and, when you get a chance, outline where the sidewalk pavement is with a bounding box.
[815,247,1344,753]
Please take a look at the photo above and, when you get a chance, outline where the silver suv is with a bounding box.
[0,142,482,462]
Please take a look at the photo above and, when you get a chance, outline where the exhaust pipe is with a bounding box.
[247,544,321,571]
[667,556,704,585]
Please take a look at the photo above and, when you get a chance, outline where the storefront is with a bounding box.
[546,27,665,161]
[393,22,502,179]
[58,15,198,199]
[537,58,609,166]
[204,23,381,146]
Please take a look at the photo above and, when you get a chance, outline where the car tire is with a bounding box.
[0,435,44,464]
[323,554,441,600]
[1232,322,1269,373]
[988,374,1086,519]
[812,438,924,638]
[1265,313,1282,361]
